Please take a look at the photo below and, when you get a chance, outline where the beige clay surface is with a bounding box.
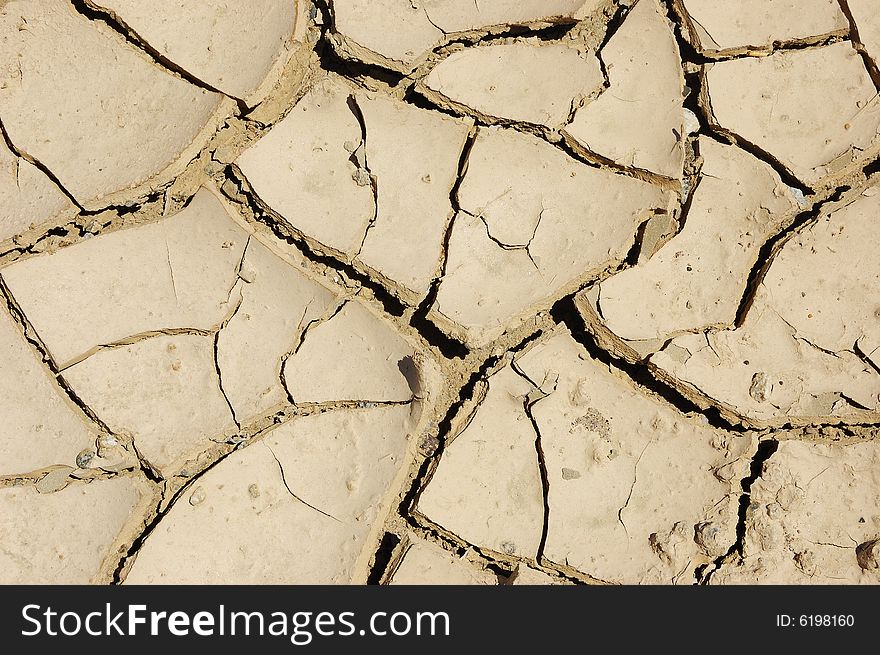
[237,77,474,299]
[1,0,879,587]
[0,477,154,583]
[712,440,880,584]
[847,0,880,67]
[598,137,800,341]
[679,0,848,54]
[704,42,880,187]
[432,126,672,345]
[86,0,299,103]
[0,307,95,477]
[418,330,755,583]
[2,188,247,367]
[563,0,685,179]
[236,77,376,256]
[125,406,416,584]
[421,42,604,130]
[510,565,570,585]
[388,535,497,585]
[649,189,880,428]
[416,366,546,559]
[0,139,75,245]
[330,0,604,72]
[0,0,227,209]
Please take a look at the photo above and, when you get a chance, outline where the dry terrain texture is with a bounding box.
[1,0,879,585]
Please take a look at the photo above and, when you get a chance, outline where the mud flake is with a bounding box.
[1,188,246,367]
[652,189,880,426]
[432,126,672,346]
[563,0,685,179]
[513,330,756,583]
[847,0,880,70]
[389,536,496,585]
[87,0,298,102]
[510,564,569,585]
[282,300,416,404]
[421,42,603,129]
[416,367,545,559]
[61,334,237,474]
[331,0,444,72]
[705,42,880,186]
[0,477,151,583]
[679,0,847,54]
[353,93,473,296]
[713,440,880,584]
[236,78,374,255]
[125,406,415,583]
[216,238,336,423]
[598,138,799,341]
[423,0,601,35]
[0,308,95,477]
[0,0,223,209]
[330,0,602,72]
[0,138,75,244]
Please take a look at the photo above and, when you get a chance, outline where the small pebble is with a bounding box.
[75,449,95,469]
[97,434,118,449]
[352,169,372,186]
[189,486,207,506]
[561,468,581,480]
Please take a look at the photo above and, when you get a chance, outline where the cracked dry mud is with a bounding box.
[1,0,878,587]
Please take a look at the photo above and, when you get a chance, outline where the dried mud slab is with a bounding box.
[86,0,299,103]
[0,307,95,477]
[510,565,569,585]
[354,93,473,296]
[3,0,878,589]
[330,0,603,73]
[237,76,472,299]
[422,0,602,35]
[2,197,240,463]
[216,238,336,425]
[713,440,880,584]
[678,0,848,55]
[62,334,237,473]
[0,192,314,467]
[283,300,417,404]
[651,189,880,427]
[416,366,546,560]
[597,137,800,341]
[2,188,246,368]
[0,477,153,583]
[563,0,685,179]
[330,0,443,74]
[431,126,673,346]
[125,405,418,584]
[703,42,880,187]
[514,332,755,584]
[388,536,497,585]
[237,77,375,256]
[420,330,755,582]
[4,183,432,473]
[0,138,75,245]
[6,181,430,474]
[0,0,227,209]
[420,42,604,130]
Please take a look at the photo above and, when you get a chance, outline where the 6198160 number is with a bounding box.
[776,614,855,627]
